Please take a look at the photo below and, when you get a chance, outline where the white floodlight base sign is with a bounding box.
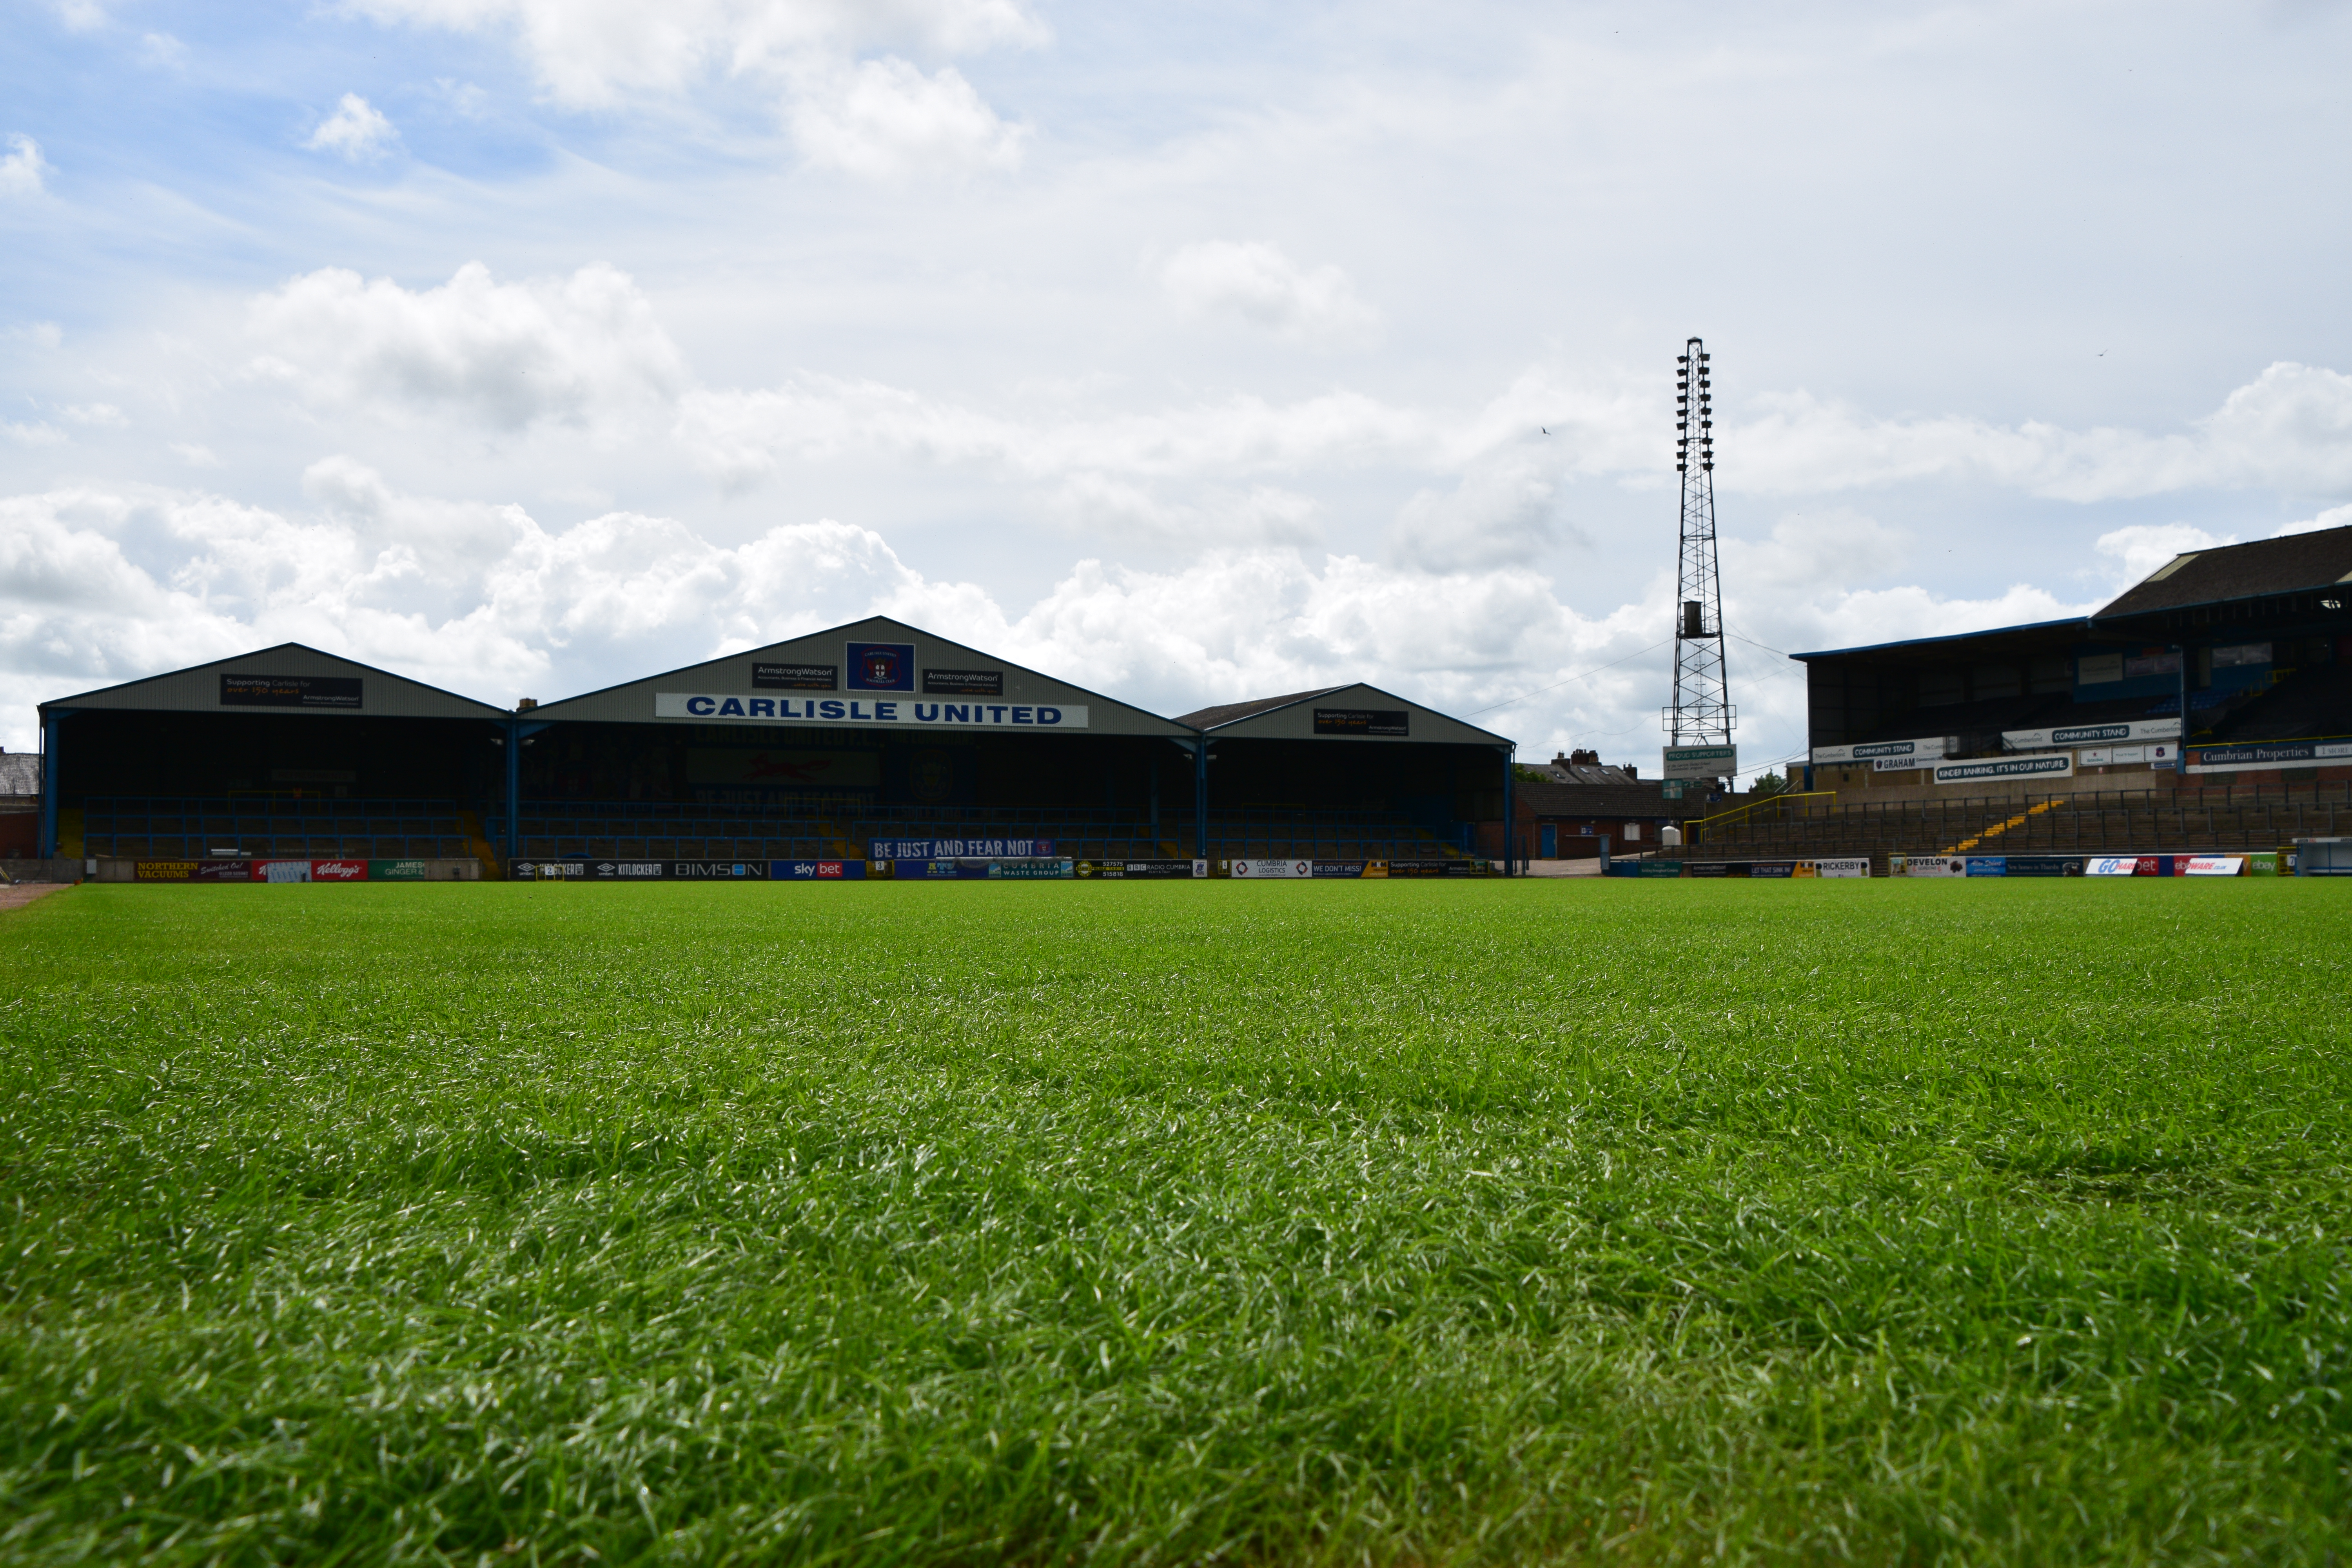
[1663,744,1737,780]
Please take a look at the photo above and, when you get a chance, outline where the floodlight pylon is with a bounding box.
[1664,337,1734,750]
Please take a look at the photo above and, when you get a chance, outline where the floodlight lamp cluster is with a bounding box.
[1675,339,1713,474]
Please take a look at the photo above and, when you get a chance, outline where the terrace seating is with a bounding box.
[2203,661,2352,743]
[1683,782,2352,870]
[82,797,475,861]
[487,799,1479,864]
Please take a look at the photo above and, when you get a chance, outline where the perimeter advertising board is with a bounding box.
[889,858,1074,880]
[511,860,776,880]
[1681,858,1866,877]
[133,858,389,881]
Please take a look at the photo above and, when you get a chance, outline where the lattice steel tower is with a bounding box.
[1665,338,1733,750]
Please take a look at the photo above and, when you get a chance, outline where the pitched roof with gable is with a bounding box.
[1174,682,1510,746]
[37,642,509,720]
[1171,689,1341,729]
[2095,526,2352,621]
[524,615,1196,737]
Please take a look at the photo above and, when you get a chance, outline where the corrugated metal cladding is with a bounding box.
[39,642,509,720]
[33,619,1515,746]
[523,616,1198,738]
[1187,683,1510,747]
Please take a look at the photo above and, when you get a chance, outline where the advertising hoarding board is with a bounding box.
[1933,755,2075,786]
[1811,736,1948,766]
[2000,719,2177,749]
[2187,740,2352,775]
[1663,745,1738,780]
[220,673,363,709]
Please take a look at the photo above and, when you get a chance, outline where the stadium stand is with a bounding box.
[1686,781,2352,867]
[1795,527,2352,805]
[1174,685,1510,863]
[35,622,1524,875]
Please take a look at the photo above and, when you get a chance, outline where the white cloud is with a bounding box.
[788,57,1027,178]
[169,442,222,468]
[1388,446,1568,571]
[350,0,1047,105]
[1159,241,1380,348]
[49,0,103,32]
[4,420,67,447]
[1729,363,2352,501]
[247,262,688,431]
[140,31,187,67]
[0,467,2087,773]
[1043,475,1323,548]
[62,402,126,426]
[675,376,1445,492]
[305,94,400,159]
[0,135,54,198]
[6,322,64,349]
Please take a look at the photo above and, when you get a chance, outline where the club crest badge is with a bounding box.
[844,641,916,691]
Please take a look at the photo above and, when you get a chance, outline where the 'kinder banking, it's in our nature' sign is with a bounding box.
[1931,754,2074,786]
[655,694,1088,729]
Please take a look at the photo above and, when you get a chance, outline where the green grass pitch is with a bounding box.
[3,879,2349,1564]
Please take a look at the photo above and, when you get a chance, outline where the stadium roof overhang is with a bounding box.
[1793,527,2352,668]
[517,615,1198,740]
[1790,618,2091,666]
[1174,683,1514,748]
[35,642,510,721]
[2089,526,2352,624]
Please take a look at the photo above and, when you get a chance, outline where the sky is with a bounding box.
[3,0,2350,781]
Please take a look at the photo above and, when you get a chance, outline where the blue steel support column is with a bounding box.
[1501,745,1514,876]
[1194,738,1209,860]
[2173,643,2189,776]
[38,709,61,860]
[505,718,521,862]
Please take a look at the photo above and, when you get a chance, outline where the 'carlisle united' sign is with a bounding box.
[654,693,1088,729]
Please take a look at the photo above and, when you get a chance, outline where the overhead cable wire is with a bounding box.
[1464,639,1673,717]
